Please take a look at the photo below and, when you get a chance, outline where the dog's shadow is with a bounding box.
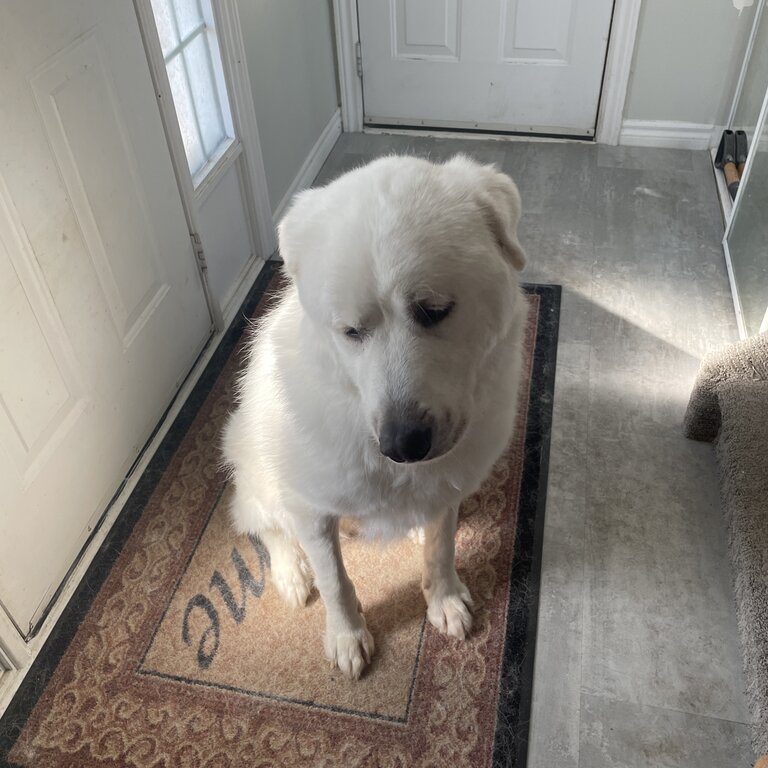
[282,507,504,678]
[357,533,494,640]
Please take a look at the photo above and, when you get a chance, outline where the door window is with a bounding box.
[150,0,234,184]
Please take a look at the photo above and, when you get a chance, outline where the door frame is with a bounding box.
[333,0,642,145]
[134,0,278,331]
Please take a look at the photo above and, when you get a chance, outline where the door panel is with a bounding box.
[0,0,211,635]
[196,162,254,312]
[358,0,615,135]
[502,0,576,63]
[394,0,459,60]
[0,191,84,483]
[31,31,170,346]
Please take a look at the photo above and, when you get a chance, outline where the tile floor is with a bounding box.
[315,134,753,767]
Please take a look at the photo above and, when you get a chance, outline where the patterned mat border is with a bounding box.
[0,263,560,768]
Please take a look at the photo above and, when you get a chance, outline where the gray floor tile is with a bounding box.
[597,144,696,172]
[530,344,589,768]
[556,339,593,372]
[591,165,724,255]
[503,142,597,238]
[544,341,590,542]
[331,131,414,156]
[519,216,595,291]
[586,365,696,443]
[528,534,585,768]
[579,694,754,768]
[413,136,508,165]
[587,264,737,440]
[556,287,594,344]
[313,151,367,186]
[593,240,729,287]
[582,434,749,723]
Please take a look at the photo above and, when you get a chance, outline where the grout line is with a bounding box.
[579,690,754,728]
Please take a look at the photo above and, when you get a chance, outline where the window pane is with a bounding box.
[204,19,235,138]
[150,0,178,57]
[151,0,235,181]
[171,0,204,41]
[184,33,226,157]
[166,54,205,174]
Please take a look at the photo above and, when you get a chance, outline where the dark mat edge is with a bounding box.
[492,282,561,768]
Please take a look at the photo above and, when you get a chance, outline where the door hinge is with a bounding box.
[355,41,363,78]
[190,232,208,275]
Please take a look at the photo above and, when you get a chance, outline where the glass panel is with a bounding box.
[183,33,226,158]
[732,8,768,144]
[150,0,235,180]
[166,54,206,175]
[171,0,204,41]
[203,10,235,139]
[150,0,178,57]
[726,108,768,336]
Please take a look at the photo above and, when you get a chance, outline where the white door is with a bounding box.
[0,0,212,636]
[357,0,615,136]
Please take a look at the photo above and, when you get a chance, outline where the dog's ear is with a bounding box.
[446,155,526,271]
[480,170,526,271]
[277,187,323,281]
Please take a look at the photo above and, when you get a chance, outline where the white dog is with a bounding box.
[222,154,528,679]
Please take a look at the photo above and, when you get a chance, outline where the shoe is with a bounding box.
[715,129,736,168]
[715,129,740,200]
[735,130,748,176]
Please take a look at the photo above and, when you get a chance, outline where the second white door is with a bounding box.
[357,0,615,136]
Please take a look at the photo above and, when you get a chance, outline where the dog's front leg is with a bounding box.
[298,516,374,679]
[422,506,474,639]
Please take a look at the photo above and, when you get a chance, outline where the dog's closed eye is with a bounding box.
[412,301,454,328]
[344,326,364,342]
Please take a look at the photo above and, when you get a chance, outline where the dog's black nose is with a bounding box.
[379,422,432,463]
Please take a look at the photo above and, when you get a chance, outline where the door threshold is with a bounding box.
[362,125,594,144]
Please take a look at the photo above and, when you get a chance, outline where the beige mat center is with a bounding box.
[141,485,427,721]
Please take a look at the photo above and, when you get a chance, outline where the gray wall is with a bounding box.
[237,0,339,213]
[625,0,756,125]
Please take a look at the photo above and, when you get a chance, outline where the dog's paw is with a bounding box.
[324,621,375,680]
[270,548,313,609]
[425,578,474,639]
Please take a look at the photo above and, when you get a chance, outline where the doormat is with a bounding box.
[0,262,560,768]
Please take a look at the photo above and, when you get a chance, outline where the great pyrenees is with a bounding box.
[222,154,527,679]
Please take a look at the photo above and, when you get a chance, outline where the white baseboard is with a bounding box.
[272,108,342,223]
[619,120,715,150]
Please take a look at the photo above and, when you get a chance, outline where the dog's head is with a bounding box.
[278,154,526,464]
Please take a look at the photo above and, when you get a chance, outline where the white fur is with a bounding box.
[222,155,528,678]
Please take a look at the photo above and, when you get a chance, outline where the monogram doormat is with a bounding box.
[0,262,560,768]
